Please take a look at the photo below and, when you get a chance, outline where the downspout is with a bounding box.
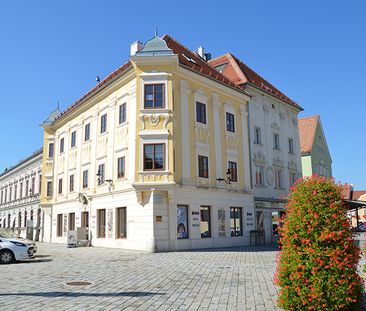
[247,102,253,189]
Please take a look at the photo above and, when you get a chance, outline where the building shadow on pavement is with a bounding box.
[185,243,280,253]
[0,291,164,298]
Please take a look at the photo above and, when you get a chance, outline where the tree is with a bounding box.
[274,176,363,310]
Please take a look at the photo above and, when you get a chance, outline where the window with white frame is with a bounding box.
[119,103,127,124]
[226,112,235,132]
[196,101,207,124]
[273,133,280,150]
[288,138,294,154]
[143,144,165,171]
[289,171,297,186]
[71,130,76,148]
[254,127,261,144]
[255,165,264,186]
[144,84,164,108]
[274,169,282,188]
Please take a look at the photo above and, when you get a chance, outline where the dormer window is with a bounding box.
[144,84,164,108]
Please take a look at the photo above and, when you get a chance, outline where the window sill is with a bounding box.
[139,170,169,175]
[140,108,169,114]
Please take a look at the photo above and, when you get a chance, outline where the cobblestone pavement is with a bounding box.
[0,243,283,311]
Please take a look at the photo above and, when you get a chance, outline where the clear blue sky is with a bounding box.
[0,1,365,189]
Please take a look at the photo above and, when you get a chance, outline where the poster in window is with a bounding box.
[177,205,188,239]
[218,209,226,237]
[107,209,113,238]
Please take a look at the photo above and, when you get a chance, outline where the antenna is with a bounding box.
[154,27,158,37]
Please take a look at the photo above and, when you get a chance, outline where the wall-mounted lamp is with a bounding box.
[216,169,232,185]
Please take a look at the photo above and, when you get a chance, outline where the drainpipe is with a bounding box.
[247,102,253,189]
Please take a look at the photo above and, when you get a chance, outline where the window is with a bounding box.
[58,178,63,194]
[177,205,188,239]
[119,103,127,124]
[116,207,127,239]
[198,155,209,178]
[20,182,23,198]
[226,112,235,132]
[46,181,53,197]
[230,207,243,236]
[0,190,3,204]
[255,165,264,186]
[71,131,76,148]
[97,164,105,185]
[256,211,264,230]
[68,213,75,231]
[18,212,21,228]
[144,84,164,108]
[14,184,17,200]
[228,161,238,182]
[100,114,107,134]
[254,127,261,144]
[84,123,90,141]
[97,209,106,238]
[200,206,211,238]
[9,187,12,202]
[69,175,74,192]
[82,170,88,189]
[38,176,42,195]
[60,138,64,153]
[274,169,282,188]
[196,102,206,124]
[143,144,164,170]
[117,157,125,179]
[49,143,54,158]
[288,138,294,154]
[31,177,35,195]
[57,214,63,237]
[273,133,280,150]
[24,210,27,227]
[289,172,297,186]
[218,209,226,237]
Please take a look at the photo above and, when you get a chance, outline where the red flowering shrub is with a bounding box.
[275,176,363,310]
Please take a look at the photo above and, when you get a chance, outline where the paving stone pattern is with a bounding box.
[0,243,365,310]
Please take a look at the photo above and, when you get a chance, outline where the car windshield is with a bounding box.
[0,229,18,238]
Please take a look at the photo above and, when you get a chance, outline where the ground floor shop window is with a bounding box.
[81,212,89,228]
[116,207,127,239]
[57,214,63,237]
[200,206,211,238]
[97,209,106,238]
[218,209,226,237]
[177,205,188,239]
[68,213,75,231]
[230,207,243,236]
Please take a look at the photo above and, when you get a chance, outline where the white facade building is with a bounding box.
[40,35,256,251]
[0,149,44,241]
[210,53,303,243]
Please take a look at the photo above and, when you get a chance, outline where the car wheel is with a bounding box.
[0,249,15,264]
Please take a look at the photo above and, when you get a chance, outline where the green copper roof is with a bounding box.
[135,35,173,57]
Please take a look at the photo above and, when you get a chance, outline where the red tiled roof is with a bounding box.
[54,61,132,123]
[209,53,303,110]
[298,115,320,154]
[162,35,248,95]
[353,190,366,201]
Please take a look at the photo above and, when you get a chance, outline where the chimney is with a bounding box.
[130,41,143,56]
[197,46,205,59]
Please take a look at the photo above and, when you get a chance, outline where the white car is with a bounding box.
[0,229,37,264]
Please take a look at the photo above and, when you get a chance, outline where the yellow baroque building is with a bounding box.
[40,35,256,251]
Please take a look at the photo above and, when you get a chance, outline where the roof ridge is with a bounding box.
[55,61,132,122]
[223,52,302,110]
[0,147,43,178]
